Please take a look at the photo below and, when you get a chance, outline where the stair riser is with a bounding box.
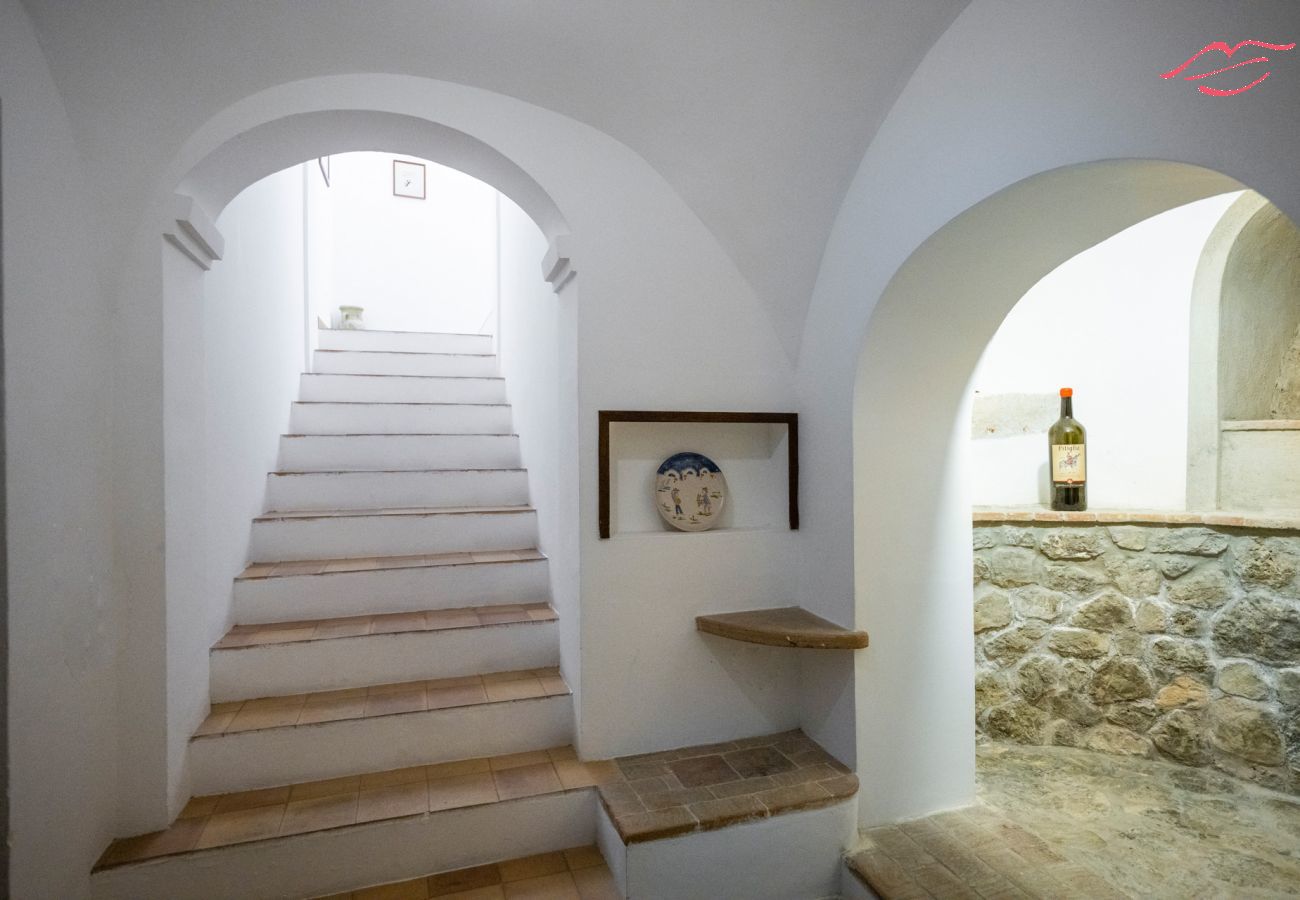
[248,511,538,563]
[318,330,494,355]
[300,374,507,404]
[235,558,550,623]
[604,797,857,900]
[314,350,498,378]
[278,434,522,471]
[91,791,595,900]
[210,621,560,702]
[190,695,574,794]
[266,470,530,511]
[289,402,513,435]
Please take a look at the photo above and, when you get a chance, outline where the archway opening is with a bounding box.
[852,159,1300,895]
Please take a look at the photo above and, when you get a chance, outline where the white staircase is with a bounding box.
[92,328,591,900]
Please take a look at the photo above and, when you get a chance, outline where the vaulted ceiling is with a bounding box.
[23,0,967,353]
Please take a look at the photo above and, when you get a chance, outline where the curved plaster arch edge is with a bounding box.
[1185,190,1270,510]
[846,159,1244,827]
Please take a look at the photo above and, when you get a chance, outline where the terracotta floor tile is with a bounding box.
[570,866,620,900]
[547,746,578,762]
[356,781,428,823]
[484,677,546,702]
[723,746,796,778]
[582,761,622,785]
[427,683,489,709]
[214,632,259,648]
[210,700,243,714]
[481,669,536,683]
[194,710,237,736]
[214,785,292,813]
[490,750,552,771]
[290,775,362,801]
[668,755,741,788]
[367,680,422,695]
[298,695,368,724]
[251,626,317,645]
[314,617,375,639]
[365,688,427,717]
[426,610,483,630]
[470,550,523,563]
[371,612,429,634]
[478,609,531,625]
[538,676,569,697]
[427,757,492,780]
[709,774,774,799]
[502,872,579,900]
[354,878,429,900]
[280,793,358,836]
[196,805,285,848]
[178,795,219,819]
[427,863,502,896]
[500,851,568,881]
[244,692,310,709]
[554,760,598,790]
[427,772,498,812]
[688,794,767,830]
[271,560,327,576]
[494,763,563,801]
[427,674,485,690]
[439,888,505,900]
[97,817,205,867]
[527,607,559,622]
[562,846,605,870]
[616,807,698,843]
[311,687,369,701]
[754,780,833,814]
[515,549,545,560]
[360,766,428,789]
[227,703,302,732]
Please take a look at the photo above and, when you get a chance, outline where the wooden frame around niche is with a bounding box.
[597,410,799,539]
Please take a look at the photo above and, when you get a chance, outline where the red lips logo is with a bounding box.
[1161,39,1295,96]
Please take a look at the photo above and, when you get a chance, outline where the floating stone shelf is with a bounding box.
[696,606,868,650]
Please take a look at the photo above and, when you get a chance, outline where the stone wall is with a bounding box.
[973,520,1300,794]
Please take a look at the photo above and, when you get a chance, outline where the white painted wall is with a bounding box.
[305,158,335,358]
[970,193,1241,509]
[318,152,498,334]
[495,194,583,738]
[1,0,118,893]
[203,166,308,640]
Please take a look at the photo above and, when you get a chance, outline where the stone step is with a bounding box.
[92,748,611,900]
[190,668,573,794]
[277,433,522,472]
[210,604,559,702]
[318,329,493,355]
[300,373,507,405]
[308,844,620,900]
[233,550,549,623]
[248,506,538,563]
[594,730,859,900]
[265,468,530,512]
[314,348,498,378]
[288,401,514,436]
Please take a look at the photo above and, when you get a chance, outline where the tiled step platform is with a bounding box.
[91,750,607,900]
[210,604,559,700]
[845,806,1128,900]
[312,845,620,900]
[190,668,573,793]
[234,549,550,623]
[596,730,859,900]
[248,505,539,563]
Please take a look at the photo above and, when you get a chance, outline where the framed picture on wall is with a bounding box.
[392,159,426,199]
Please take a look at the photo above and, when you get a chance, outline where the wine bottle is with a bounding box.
[1049,387,1087,511]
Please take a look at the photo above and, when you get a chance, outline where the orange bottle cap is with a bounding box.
[1060,387,1073,398]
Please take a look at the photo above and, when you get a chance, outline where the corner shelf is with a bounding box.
[695,606,869,650]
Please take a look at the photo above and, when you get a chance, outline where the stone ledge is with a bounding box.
[696,607,869,650]
[974,507,1300,532]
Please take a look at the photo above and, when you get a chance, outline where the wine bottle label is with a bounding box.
[1051,444,1086,483]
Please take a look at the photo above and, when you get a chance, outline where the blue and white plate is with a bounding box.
[655,451,727,532]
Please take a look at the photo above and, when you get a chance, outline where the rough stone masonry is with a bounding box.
[973,521,1300,795]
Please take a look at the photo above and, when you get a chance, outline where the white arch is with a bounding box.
[850,159,1243,824]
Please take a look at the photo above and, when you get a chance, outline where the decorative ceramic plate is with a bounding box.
[655,451,727,532]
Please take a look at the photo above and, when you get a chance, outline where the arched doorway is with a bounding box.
[851,159,1246,825]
